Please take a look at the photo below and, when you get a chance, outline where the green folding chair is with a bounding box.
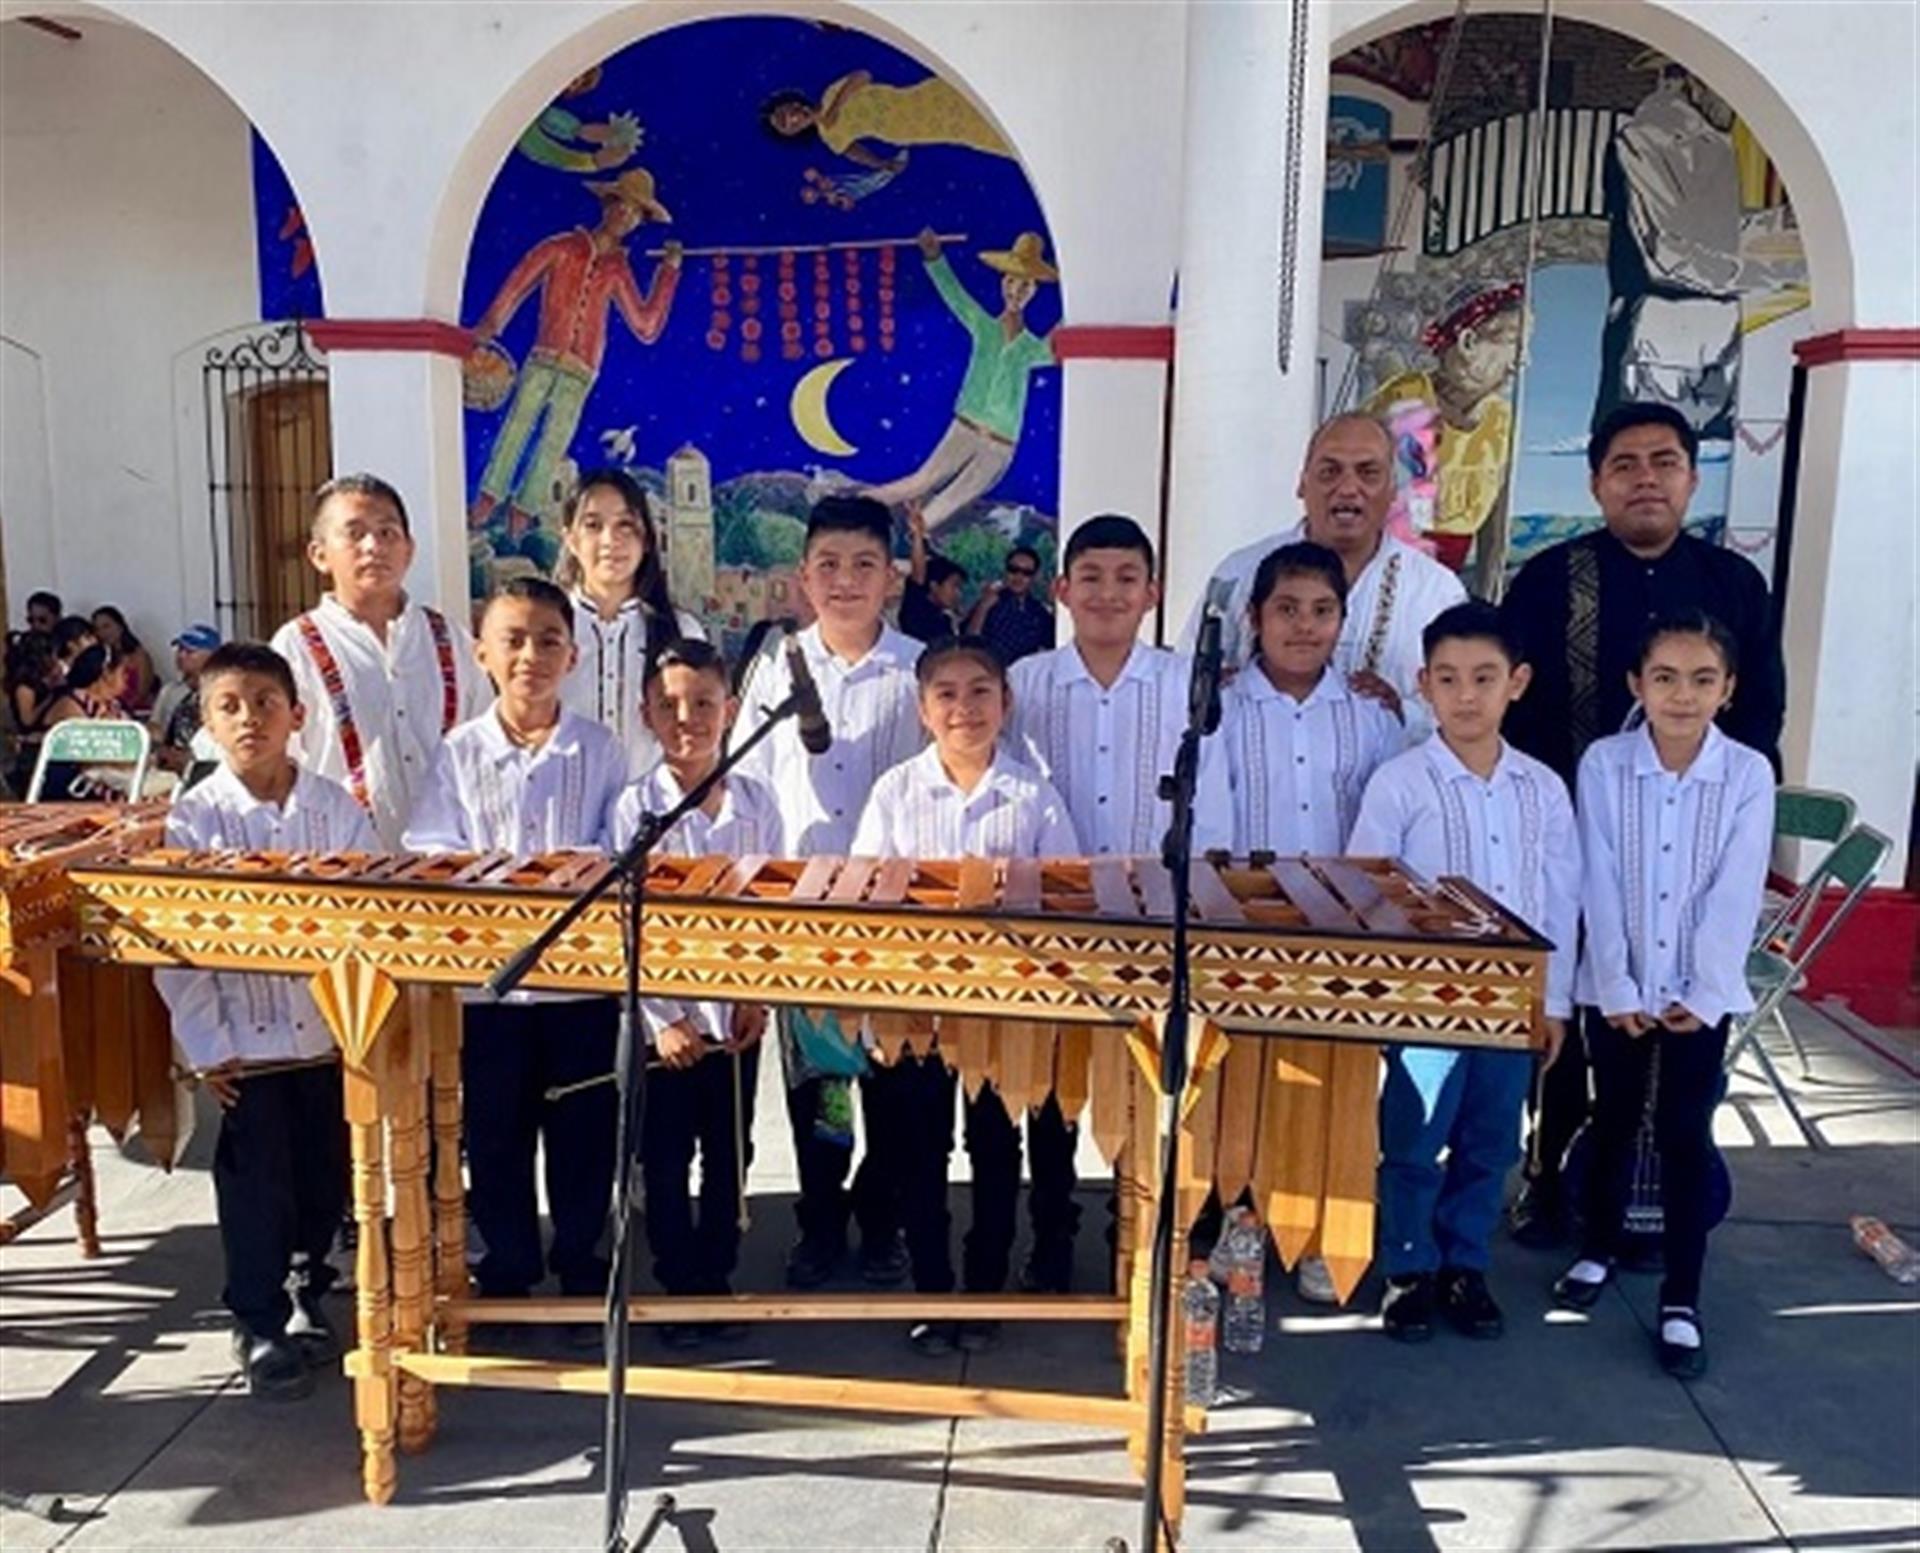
[25,718,151,804]
[1759,787,1856,932]
[1728,823,1892,1147]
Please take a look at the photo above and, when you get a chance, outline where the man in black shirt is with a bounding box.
[968,544,1055,665]
[1499,402,1786,1244]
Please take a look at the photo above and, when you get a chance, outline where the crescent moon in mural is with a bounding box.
[790,358,858,457]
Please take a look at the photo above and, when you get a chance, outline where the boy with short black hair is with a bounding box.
[899,503,967,645]
[614,639,782,1346]
[156,641,380,1400]
[271,473,491,849]
[404,576,627,1308]
[1006,512,1227,1290]
[731,493,927,1288]
[854,636,1079,1352]
[1350,600,1578,1342]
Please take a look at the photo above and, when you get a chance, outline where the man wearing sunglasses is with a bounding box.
[966,545,1055,665]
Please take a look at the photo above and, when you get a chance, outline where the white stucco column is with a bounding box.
[1163,0,1331,637]
[322,349,473,618]
[1058,348,1172,544]
[1779,355,1919,883]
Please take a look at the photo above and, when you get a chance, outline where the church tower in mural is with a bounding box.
[664,443,716,612]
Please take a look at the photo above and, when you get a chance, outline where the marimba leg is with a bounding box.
[393,992,434,1453]
[427,988,467,1357]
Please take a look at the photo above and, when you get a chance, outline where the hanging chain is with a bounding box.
[1275,0,1313,374]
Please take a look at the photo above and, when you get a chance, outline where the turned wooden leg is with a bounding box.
[427,987,467,1357]
[68,1111,100,1259]
[310,958,401,1507]
[392,991,434,1454]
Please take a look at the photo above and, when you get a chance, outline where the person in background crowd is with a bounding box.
[150,624,222,774]
[5,631,61,793]
[967,543,1054,665]
[92,605,159,714]
[898,503,966,645]
[25,591,62,636]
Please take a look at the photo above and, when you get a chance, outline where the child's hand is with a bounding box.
[1540,1017,1567,1070]
[201,1059,244,1110]
[1606,1010,1654,1037]
[657,1020,706,1070]
[1347,669,1405,723]
[1658,1003,1703,1033]
[728,1005,768,1051]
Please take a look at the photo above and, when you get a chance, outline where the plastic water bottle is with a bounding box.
[1220,1210,1267,1355]
[1851,1216,1920,1285]
[1182,1261,1219,1407]
[1207,1202,1253,1283]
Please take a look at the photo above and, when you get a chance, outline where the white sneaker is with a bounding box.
[1295,1255,1338,1305]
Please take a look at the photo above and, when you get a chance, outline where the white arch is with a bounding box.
[1327,0,1860,329]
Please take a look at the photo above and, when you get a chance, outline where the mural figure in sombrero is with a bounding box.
[864,228,1056,530]
[1367,280,1524,582]
[465,167,683,554]
[762,70,1012,169]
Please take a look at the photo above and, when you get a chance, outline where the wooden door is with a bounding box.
[242,380,330,638]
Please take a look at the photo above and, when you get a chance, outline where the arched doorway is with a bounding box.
[1316,4,1834,599]
[451,13,1063,652]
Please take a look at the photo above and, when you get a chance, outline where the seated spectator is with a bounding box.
[52,615,97,672]
[34,645,124,799]
[150,624,221,774]
[5,630,59,794]
[92,605,158,714]
[25,591,61,636]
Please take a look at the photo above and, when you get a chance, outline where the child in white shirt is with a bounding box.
[1552,609,1773,1379]
[156,643,379,1401]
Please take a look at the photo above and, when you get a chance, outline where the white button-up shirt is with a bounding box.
[1351,736,1580,1017]
[1220,667,1403,857]
[402,706,624,857]
[731,623,927,857]
[1181,524,1467,742]
[1008,641,1231,856]
[272,593,492,850]
[1575,724,1774,1026]
[853,745,1081,860]
[155,762,380,1069]
[561,593,707,778]
[614,762,785,1046]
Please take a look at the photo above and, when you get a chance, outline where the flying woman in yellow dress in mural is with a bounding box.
[761,70,1012,171]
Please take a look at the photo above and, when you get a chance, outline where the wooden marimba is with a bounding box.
[0,803,171,1252]
[68,845,1551,1529]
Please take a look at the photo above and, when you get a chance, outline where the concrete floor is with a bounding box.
[4,997,1916,1552]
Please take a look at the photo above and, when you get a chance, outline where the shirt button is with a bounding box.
[1295,755,1306,765]
[1659,890,1670,900]
[1659,939,1669,949]
[1098,796,1109,804]
[1662,843,1673,853]
[1298,803,1309,812]
[1491,835,1501,845]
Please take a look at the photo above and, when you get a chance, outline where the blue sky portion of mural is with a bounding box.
[458,15,1059,608]
[252,129,323,320]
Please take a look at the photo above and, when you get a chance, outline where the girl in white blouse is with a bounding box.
[555,468,706,776]
[1553,609,1774,1379]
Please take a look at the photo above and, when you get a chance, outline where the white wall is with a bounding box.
[0,15,256,648]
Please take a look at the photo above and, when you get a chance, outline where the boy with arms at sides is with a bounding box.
[731,495,926,1289]
[854,638,1080,1354]
[272,474,491,850]
[1349,602,1578,1342]
[613,640,783,1348]
[404,578,627,1315]
[155,643,380,1400]
[1552,610,1772,1379]
[1006,513,1228,1292]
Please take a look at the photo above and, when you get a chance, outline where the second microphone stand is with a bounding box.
[482,687,809,1553]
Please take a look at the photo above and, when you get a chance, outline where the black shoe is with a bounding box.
[1657,1309,1708,1379]
[233,1330,314,1402]
[285,1295,342,1367]
[1509,1181,1568,1249]
[907,1320,959,1358]
[1437,1268,1504,1339]
[955,1319,1001,1353]
[785,1237,842,1289]
[1551,1262,1612,1311]
[1380,1275,1435,1343]
[858,1233,910,1288]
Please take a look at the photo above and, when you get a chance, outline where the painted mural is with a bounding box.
[456,16,1061,653]
[252,129,323,321]
[1322,16,1810,593]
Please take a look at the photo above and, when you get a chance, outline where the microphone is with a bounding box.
[1188,577,1233,738]
[783,632,834,755]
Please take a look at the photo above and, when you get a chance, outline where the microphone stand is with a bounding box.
[483,688,809,1553]
[1139,607,1225,1553]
